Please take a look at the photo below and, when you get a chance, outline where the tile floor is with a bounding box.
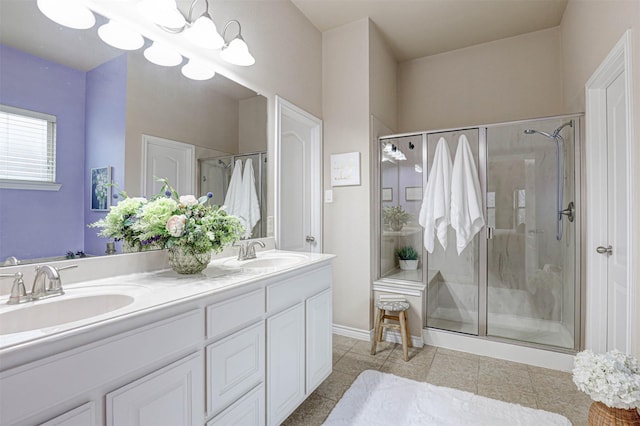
[282,335,592,425]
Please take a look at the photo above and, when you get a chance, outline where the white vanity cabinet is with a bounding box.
[266,267,333,426]
[0,258,333,426]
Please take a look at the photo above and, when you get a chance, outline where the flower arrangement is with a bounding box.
[89,179,244,266]
[382,205,412,231]
[572,349,640,409]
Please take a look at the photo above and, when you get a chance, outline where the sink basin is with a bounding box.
[0,294,134,335]
[221,253,308,270]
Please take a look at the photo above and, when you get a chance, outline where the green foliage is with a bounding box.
[89,177,244,254]
[395,246,419,260]
[382,205,412,226]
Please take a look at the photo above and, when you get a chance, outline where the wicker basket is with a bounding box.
[589,401,640,426]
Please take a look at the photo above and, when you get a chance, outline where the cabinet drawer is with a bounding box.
[266,266,331,313]
[207,384,265,426]
[207,321,265,416]
[207,288,265,340]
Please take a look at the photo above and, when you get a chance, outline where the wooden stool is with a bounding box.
[370,300,412,361]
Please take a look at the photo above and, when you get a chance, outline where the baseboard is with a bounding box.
[423,328,575,371]
[377,329,424,347]
[332,324,370,341]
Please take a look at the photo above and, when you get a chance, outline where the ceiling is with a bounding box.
[290,0,569,62]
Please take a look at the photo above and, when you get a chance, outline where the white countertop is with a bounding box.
[0,250,334,355]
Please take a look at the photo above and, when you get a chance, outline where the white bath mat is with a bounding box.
[323,370,571,426]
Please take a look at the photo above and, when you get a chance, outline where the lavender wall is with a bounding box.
[0,44,86,260]
[83,55,127,256]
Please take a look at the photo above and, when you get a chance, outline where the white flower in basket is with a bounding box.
[572,349,640,410]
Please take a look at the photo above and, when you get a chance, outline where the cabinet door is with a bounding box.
[266,303,305,426]
[207,321,265,416]
[106,352,204,426]
[306,289,333,393]
[39,402,96,426]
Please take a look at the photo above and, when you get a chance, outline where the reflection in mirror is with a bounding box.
[0,0,268,266]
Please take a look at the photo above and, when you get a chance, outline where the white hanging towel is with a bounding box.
[418,137,452,253]
[239,158,261,238]
[223,159,243,218]
[450,134,485,254]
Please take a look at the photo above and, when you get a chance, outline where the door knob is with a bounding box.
[305,236,316,243]
[596,245,612,255]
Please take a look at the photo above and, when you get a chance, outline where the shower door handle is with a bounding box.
[596,245,613,255]
[486,227,494,240]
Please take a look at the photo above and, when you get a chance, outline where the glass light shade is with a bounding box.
[37,0,95,30]
[220,37,255,66]
[137,0,185,29]
[184,15,224,49]
[144,42,183,67]
[98,21,145,51]
[181,59,216,81]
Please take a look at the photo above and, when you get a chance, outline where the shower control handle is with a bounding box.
[596,245,613,255]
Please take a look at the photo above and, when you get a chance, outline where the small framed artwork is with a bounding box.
[382,187,393,202]
[330,152,361,187]
[91,166,111,211]
[405,186,422,201]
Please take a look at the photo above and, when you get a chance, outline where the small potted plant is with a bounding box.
[396,246,419,270]
[572,349,640,424]
[383,205,412,231]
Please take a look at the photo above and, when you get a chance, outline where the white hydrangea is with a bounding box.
[573,349,640,409]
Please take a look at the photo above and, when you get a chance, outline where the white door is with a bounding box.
[605,71,629,351]
[276,97,322,253]
[142,135,195,197]
[585,31,634,354]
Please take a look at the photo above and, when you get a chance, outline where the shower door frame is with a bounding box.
[374,113,583,354]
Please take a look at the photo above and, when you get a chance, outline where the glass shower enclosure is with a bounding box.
[377,115,582,351]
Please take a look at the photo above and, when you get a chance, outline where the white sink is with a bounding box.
[0,294,134,335]
[221,253,308,271]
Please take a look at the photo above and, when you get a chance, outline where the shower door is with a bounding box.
[485,118,578,349]
[425,129,481,335]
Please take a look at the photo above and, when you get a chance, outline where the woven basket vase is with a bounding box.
[589,402,640,426]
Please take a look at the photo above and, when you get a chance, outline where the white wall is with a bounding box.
[397,27,564,132]
[323,18,371,333]
[560,0,640,357]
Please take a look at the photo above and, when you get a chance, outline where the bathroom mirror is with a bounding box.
[0,0,268,265]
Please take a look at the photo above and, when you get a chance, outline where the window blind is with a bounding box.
[0,105,57,182]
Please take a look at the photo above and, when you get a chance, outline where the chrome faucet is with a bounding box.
[31,264,77,300]
[234,240,266,261]
[0,272,30,305]
[245,240,266,260]
[3,256,20,266]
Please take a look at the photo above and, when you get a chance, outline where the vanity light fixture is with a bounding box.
[219,20,255,66]
[181,58,216,81]
[36,0,96,30]
[98,20,145,51]
[144,41,183,67]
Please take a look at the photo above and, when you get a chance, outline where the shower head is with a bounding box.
[552,120,573,138]
[524,128,554,139]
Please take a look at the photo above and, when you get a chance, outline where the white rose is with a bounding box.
[179,195,198,206]
[166,214,187,237]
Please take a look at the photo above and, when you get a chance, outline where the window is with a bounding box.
[0,104,60,190]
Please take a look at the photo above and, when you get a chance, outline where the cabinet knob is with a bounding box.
[305,236,316,243]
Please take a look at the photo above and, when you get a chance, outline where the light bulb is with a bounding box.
[220,37,255,66]
[184,15,224,49]
[98,20,144,51]
[144,42,183,67]
[137,0,185,29]
[37,0,95,30]
[181,59,216,81]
